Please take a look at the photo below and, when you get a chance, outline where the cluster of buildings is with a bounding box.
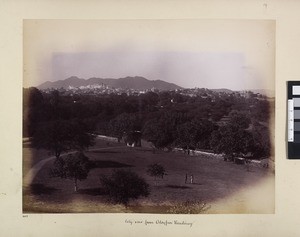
[177,87,269,99]
[42,84,159,96]
[41,83,273,101]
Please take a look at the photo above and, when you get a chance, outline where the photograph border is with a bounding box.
[1,0,300,236]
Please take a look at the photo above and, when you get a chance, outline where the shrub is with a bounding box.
[147,163,166,180]
[100,170,150,206]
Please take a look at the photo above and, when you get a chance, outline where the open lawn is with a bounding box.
[23,139,274,214]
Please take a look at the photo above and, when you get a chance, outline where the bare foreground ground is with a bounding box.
[23,139,274,214]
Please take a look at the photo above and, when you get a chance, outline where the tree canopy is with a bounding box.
[210,111,255,160]
[108,113,141,142]
[24,87,273,159]
[100,170,149,206]
[147,163,166,180]
[32,119,95,159]
[50,152,91,192]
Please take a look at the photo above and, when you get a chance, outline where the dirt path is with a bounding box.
[23,146,125,187]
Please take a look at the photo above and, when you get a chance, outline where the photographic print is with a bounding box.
[23,19,275,214]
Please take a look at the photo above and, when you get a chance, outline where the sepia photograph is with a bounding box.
[23,19,275,214]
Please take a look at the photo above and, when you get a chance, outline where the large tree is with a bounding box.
[175,118,215,152]
[175,122,196,153]
[32,119,95,160]
[50,152,91,192]
[143,111,188,150]
[210,111,253,160]
[23,87,45,137]
[210,124,253,160]
[250,122,272,158]
[142,118,173,149]
[227,110,251,129]
[108,113,141,142]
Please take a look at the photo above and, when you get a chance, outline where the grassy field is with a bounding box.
[23,140,52,179]
[23,139,274,214]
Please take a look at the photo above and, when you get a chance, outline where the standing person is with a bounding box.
[185,173,188,184]
[190,175,193,184]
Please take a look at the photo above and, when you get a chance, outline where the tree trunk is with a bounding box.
[54,153,64,168]
[74,178,78,192]
[55,149,61,159]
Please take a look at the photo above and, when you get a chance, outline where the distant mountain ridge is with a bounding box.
[37,76,183,91]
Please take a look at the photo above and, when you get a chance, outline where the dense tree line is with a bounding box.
[23,87,273,159]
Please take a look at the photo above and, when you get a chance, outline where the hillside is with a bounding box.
[37,76,183,91]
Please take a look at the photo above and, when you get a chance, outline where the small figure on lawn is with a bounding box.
[190,175,194,184]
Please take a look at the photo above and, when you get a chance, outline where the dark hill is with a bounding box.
[37,76,183,91]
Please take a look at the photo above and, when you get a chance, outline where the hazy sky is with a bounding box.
[24,20,275,90]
